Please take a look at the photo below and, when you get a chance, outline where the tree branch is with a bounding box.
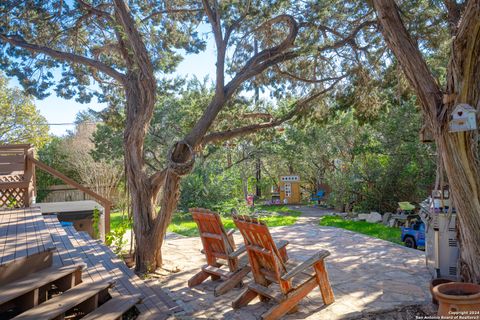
[142,7,203,23]
[273,66,347,84]
[226,15,299,95]
[150,168,167,196]
[202,0,225,92]
[202,78,342,145]
[372,0,443,127]
[315,20,376,52]
[113,0,154,79]
[77,0,114,22]
[443,0,462,34]
[81,0,133,69]
[221,151,256,172]
[0,34,126,84]
[241,113,273,120]
[183,14,299,148]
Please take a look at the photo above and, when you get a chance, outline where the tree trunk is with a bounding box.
[442,11,480,281]
[373,0,480,282]
[123,73,158,273]
[130,185,157,273]
[152,171,182,267]
[438,132,480,283]
[256,157,262,197]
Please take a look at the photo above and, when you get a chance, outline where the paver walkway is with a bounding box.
[287,205,336,224]
[153,222,432,319]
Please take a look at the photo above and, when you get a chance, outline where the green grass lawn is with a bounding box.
[110,205,301,237]
[110,211,129,229]
[319,215,403,245]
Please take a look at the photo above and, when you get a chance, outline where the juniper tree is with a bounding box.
[1,0,375,272]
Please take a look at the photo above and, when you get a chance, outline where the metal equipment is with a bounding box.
[420,188,459,280]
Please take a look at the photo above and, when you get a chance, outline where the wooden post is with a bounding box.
[25,147,35,207]
[103,203,110,238]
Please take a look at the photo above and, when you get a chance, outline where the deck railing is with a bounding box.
[0,144,35,208]
[0,144,111,235]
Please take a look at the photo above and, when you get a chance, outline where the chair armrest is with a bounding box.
[229,244,247,258]
[276,240,289,251]
[229,240,288,259]
[281,250,330,281]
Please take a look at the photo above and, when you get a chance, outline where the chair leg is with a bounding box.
[262,277,317,320]
[314,260,335,305]
[232,288,258,309]
[214,265,251,296]
[287,305,298,314]
[279,246,288,263]
[188,270,210,287]
[209,261,223,281]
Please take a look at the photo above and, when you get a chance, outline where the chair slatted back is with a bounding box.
[190,208,235,263]
[233,215,291,293]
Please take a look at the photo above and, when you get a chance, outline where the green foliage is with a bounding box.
[92,207,100,239]
[106,218,130,255]
[327,90,435,212]
[319,215,402,245]
[0,1,203,101]
[0,74,50,147]
[168,205,301,237]
[110,205,300,238]
[178,159,241,211]
[6,196,18,208]
[257,65,436,213]
[35,137,80,202]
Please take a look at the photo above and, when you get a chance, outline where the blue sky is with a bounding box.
[9,40,217,136]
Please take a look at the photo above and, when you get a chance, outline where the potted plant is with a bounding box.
[430,278,454,304]
[433,282,480,315]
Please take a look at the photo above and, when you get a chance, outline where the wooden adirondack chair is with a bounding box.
[187,208,251,296]
[232,215,335,320]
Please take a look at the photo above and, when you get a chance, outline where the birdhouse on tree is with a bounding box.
[420,123,434,143]
[449,104,477,133]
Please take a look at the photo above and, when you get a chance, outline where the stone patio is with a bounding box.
[151,220,433,319]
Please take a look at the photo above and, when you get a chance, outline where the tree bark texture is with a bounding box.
[373,0,480,283]
[123,73,158,273]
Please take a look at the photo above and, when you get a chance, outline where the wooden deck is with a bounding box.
[43,214,180,319]
[0,207,53,265]
[0,207,180,319]
[0,208,55,286]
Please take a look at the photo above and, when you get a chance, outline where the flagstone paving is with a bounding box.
[152,219,433,319]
